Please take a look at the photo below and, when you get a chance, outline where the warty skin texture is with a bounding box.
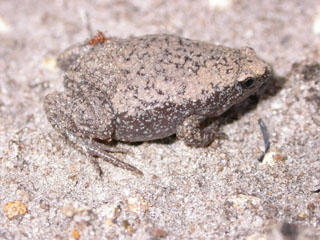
[44,34,271,175]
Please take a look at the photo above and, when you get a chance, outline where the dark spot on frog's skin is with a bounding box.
[157,68,166,75]
[127,85,134,91]
[178,38,183,46]
[137,67,145,76]
[145,79,155,90]
[144,42,150,48]
[163,49,171,57]
[164,36,170,45]
[226,68,234,74]
[149,37,157,42]
[203,59,208,67]
[128,50,135,57]
[233,58,239,66]
[183,56,192,66]
[156,89,164,95]
[201,89,208,95]
[174,53,181,59]
[177,47,188,53]
[189,66,200,75]
[194,61,201,68]
[138,52,149,60]
[164,76,172,82]
[177,84,186,95]
[208,55,217,61]
[222,57,228,65]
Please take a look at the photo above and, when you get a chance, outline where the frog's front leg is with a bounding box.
[176,115,219,147]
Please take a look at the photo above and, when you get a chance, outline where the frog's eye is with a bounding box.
[241,77,255,89]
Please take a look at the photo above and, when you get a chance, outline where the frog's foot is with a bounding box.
[176,115,219,147]
[65,130,143,176]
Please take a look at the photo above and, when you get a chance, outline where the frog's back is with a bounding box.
[66,35,240,99]
[80,34,240,113]
[98,34,241,141]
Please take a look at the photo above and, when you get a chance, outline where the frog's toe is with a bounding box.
[92,147,143,176]
[65,130,143,175]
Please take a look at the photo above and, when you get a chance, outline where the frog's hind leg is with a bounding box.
[91,140,131,154]
[65,130,143,176]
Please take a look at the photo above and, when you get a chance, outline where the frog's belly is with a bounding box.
[112,94,223,142]
[113,102,188,142]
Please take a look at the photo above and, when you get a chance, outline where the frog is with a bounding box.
[44,33,272,175]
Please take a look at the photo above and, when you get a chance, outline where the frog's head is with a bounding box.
[214,47,271,116]
[236,47,272,96]
[44,92,115,140]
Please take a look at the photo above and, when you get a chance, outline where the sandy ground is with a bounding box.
[0,0,320,239]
